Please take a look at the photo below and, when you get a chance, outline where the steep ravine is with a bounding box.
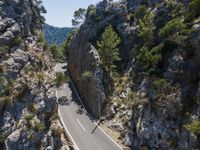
[0,0,70,149]
[67,0,200,149]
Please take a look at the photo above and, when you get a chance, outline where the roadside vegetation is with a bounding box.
[55,72,69,86]
[185,121,200,135]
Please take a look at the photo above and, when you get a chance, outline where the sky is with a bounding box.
[42,0,101,27]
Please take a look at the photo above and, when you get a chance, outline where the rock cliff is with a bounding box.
[68,0,200,149]
[0,0,69,149]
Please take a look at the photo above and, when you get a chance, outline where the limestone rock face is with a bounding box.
[0,0,69,149]
[68,0,200,149]
[69,35,106,117]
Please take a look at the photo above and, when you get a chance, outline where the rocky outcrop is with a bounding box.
[68,28,106,118]
[0,0,69,149]
[68,0,200,149]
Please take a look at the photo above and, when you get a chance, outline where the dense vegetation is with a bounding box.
[97,25,121,76]
[44,24,72,46]
[72,8,86,27]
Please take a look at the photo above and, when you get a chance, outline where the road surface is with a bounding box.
[55,63,122,150]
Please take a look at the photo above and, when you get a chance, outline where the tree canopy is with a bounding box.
[97,25,121,74]
[72,8,86,27]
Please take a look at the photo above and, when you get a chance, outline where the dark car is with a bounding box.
[58,96,69,105]
[76,106,84,114]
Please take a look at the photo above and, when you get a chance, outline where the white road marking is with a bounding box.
[76,119,86,132]
[69,77,123,150]
[58,108,79,149]
[55,66,80,150]
[56,64,122,150]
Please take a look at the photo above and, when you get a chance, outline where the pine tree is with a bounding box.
[72,8,86,27]
[97,25,121,75]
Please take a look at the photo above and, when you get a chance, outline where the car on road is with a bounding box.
[76,106,84,114]
[58,96,69,105]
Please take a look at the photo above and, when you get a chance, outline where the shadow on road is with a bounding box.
[68,82,95,122]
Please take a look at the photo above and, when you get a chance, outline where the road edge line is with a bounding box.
[55,65,80,150]
[69,77,123,150]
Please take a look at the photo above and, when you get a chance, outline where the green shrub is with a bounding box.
[160,18,186,39]
[136,44,162,74]
[153,79,167,89]
[49,44,65,61]
[12,36,23,46]
[37,71,45,83]
[185,121,200,135]
[52,127,64,137]
[0,133,5,149]
[37,33,45,43]
[121,91,137,105]
[126,13,134,21]
[55,72,69,85]
[81,71,93,80]
[25,114,34,121]
[97,25,121,74]
[138,11,155,45]
[87,7,101,21]
[64,30,77,59]
[34,121,45,132]
[188,0,200,19]
[0,45,10,56]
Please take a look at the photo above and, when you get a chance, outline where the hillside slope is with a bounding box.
[67,0,200,149]
[44,24,72,46]
[0,0,69,149]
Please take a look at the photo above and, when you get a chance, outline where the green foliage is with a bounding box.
[37,33,45,43]
[64,30,77,59]
[11,36,23,46]
[25,114,34,121]
[138,12,155,45]
[153,79,167,89]
[52,127,64,137]
[97,25,121,74]
[0,133,5,149]
[160,18,186,39]
[37,71,45,83]
[0,45,9,57]
[55,72,69,85]
[135,44,163,74]
[121,91,137,105]
[126,13,134,21]
[34,121,45,132]
[188,0,200,19]
[185,121,200,135]
[49,44,65,61]
[72,8,86,27]
[87,7,101,22]
[44,24,72,46]
[81,71,93,79]
[164,0,185,18]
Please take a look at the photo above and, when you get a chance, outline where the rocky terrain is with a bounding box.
[0,0,70,149]
[67,0,200,149]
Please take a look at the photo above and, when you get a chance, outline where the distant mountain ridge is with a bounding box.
[44,24,72,46]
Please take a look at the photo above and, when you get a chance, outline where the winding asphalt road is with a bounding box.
[55,63,122,150]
